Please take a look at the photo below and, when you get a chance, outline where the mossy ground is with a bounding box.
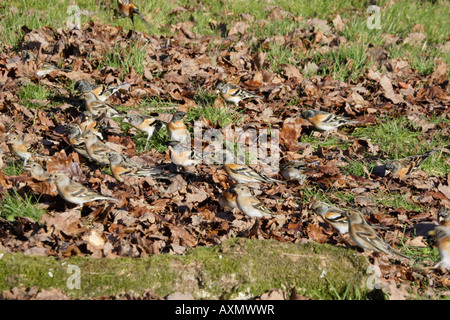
[1,0,448,301]
[0,238,370,300]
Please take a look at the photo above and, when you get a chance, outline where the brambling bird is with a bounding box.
[233,184,274,218]
[0,149,4,169]
[167,111,190,144]
[438,207,450,226]
[215,83,262,106]
[83,131,112,166]
[168,143,200,170]
[427,208,450,269]
[20,49,36,62]
[430,225,450,270]
[311,201,349,234]
[77,111,103,140]
[223,163,286,185]
[279,160,313,184]
[116,0,150,28]
[50,173,118,209]
[123,113,166,149]
[36,63,71,77]
[74,80,131,102]
[67,123,91,160]
[219,185,238,212]
[106,150,173,182]
[6,133,32,166]
[82,92,125,118]
[344,209,411,260]
[301,109,359,136]
[24,162,52,181]
[311,202,389,235]
[385,149,434,179]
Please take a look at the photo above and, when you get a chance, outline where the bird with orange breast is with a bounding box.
[116,0,150,28]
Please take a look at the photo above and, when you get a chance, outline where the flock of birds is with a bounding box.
[2,76,449,269]
[0,0,448,270]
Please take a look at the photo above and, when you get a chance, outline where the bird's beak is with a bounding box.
[168,141,180,147]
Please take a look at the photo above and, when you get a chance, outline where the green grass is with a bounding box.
[343,1,450,44]
[2,161,25,176]
[300,184,355,207]
[17,83,50,109]
[188,103,237,128]
[421,148,449,176]
[301,176,424,212]
[388,45,447,76]
[299,184,331,203]
[98,42,148,80]
[187,89,244,128]
[0,190,46,222]
[311,279,364,300]
[116,97,179,114]
[137,127,169,154]
[115,97,179,153]
[378,0,449,44]
[249,18,302,40]
[334,191,356,204]
[301,133,352,150]
[119,120,169,154]
[351,116,450,176]
[340,159,372,178]
[341,1,450,75]
[399,239,440,266]
[371,190,424,212]
[396,225,442,271]
[258,42,297,74]
[309,43,370,81]
[1,0,448,82]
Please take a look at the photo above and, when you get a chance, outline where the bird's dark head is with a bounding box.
[301,109,317,119]
[171,111,186,122]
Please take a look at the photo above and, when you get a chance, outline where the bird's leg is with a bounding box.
[315,130,327,142]
[73,203,83,211]
[331,130,352,142]
[145,135,150,150]
[336,233,353,247]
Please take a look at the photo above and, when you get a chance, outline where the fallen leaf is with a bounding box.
[283,64,304,83]
[429,62,448,86]
[306,223,329,244]
[404,32,426,46]
[34,288,70,300]
[380,75,404,104]
[405,236,427,247]
[228,21,249,36]
[260,289,285,300]
[332,14,345,33]
[280,117,303,151]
